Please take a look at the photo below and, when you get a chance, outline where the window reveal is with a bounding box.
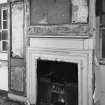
[30,0,88,25]
[0,8,8,52]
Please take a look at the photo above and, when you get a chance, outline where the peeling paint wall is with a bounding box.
[72,0,88,23]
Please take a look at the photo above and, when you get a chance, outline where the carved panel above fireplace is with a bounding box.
[27,25,89,37]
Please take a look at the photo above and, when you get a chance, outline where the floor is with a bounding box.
[0,91,23,105]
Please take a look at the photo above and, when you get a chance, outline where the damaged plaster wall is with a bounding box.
[72,0,88,23]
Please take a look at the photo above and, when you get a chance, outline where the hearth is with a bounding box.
[36,60,78,105]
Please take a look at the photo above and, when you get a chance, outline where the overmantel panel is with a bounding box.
[24,0,95,38]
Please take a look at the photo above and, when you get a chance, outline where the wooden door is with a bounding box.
[9,2,25,95]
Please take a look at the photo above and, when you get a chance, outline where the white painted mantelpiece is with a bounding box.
[26,38,93,105]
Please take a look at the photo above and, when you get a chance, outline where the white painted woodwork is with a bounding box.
[26,47,93,105]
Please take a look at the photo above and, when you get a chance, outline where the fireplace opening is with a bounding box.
[37,59,78,105]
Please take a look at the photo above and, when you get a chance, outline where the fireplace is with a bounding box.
[26,46,93,105]
[37,60,78,105]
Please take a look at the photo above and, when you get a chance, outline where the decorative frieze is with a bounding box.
[28,25,89,36]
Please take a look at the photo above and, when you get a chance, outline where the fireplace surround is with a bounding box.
[26,43,93,105]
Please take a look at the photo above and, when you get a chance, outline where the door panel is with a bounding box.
[9,2,25,95]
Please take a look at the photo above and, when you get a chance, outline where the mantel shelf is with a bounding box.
[27,34,92,39]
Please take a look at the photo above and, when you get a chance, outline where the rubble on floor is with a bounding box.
[0,91,23,105]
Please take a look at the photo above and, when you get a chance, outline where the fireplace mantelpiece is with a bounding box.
[26,46,93,105]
